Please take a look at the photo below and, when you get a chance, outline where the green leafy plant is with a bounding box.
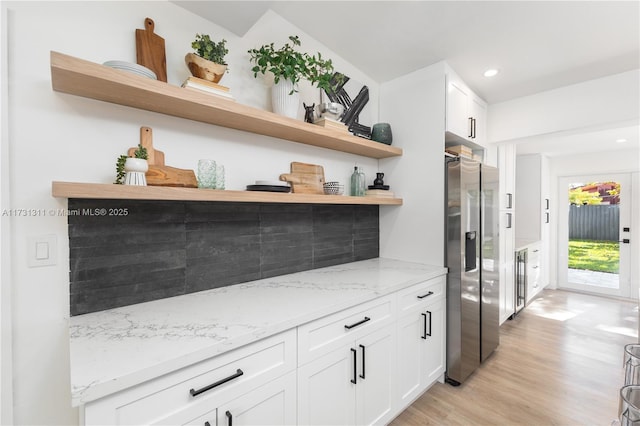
[248,35,337,93]
[115,144,148,185]
[192,34,228,65]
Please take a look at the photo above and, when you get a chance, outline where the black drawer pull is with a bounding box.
[417,291,434,299]
[359,344,366,379]
[345,316,370,330]
[226,410,233,426]
[426,310,432,337]
[421,313,427,339]
[189,369,243,397]
[351,348,357,384]
[205,422,211,426]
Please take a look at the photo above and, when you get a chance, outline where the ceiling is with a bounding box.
[173,1,640,158]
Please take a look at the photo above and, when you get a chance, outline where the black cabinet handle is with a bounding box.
[350,348,357,384]
[472,118,477,139]
[468,117,473,138]
[507,193,513,209]
[345,316,371,330]
[189,369,243,397]
[622,239,630,244]
[426,311,432,337]
[205,422,211,426]
[421,313,427,339]
[417,291,434,299]
[359,344,366,379]
[226,410,233,426]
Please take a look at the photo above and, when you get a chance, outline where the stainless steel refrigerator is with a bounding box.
[444,156,500,386]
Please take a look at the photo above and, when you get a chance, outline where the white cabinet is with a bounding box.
[516,154,550,291]
[396,277,446,406]
[83,330,296,425]
[445,67,487,147]
[498,144,516,324]
[297,295,396,426]
[527,241,543,303]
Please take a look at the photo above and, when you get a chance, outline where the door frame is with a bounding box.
[557,173,633,299]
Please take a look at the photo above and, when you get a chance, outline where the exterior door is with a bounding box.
[558,173,632,298]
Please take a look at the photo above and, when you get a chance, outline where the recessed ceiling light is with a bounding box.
[616,138,628,143]
[483,69,499,77]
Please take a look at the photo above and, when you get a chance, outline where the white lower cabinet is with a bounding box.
[83,330,296,425]
[396,277,445,407]
[297,295,397,426]
[81,275,448,426]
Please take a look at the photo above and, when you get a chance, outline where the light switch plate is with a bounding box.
[27,234,57,267]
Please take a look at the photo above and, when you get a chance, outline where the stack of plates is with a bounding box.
[246,180,291,193]
[103,61,157,80]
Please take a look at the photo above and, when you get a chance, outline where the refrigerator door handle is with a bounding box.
[465,231,477,272]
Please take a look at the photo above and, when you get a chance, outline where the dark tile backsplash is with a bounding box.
[68,199,379,316]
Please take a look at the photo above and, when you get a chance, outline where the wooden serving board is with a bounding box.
[128,127,197,187]
[135,18,167,82]
[279,162,325,194]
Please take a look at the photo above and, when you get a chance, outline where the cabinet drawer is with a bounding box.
[297,294,395,366]
[397,276,445,313]
[84,329,296,425]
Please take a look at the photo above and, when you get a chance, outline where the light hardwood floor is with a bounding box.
[390,289,638,425]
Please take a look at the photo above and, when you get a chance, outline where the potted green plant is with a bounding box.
[115,144,148,185]
[185,33,229,83]
[248,35,337,118]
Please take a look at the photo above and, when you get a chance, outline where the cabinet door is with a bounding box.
[355,324,396,426]
[297,343,356,426]
[423,301,445,385]
[396,308,425,406]
[217,371,296,426]
[446,74,471,139]
[469,93,487,146]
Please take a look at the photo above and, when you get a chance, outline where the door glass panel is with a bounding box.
[566,180,621,293]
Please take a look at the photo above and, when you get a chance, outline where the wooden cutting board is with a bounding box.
[279,162,325,194]
[135,18,167,82]
[128,127,197,187]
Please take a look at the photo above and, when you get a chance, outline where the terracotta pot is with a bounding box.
[184,53,227,83]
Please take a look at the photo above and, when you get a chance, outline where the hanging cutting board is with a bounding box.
[279,162,325,194]
[135,18,167,82]
[128,127,197,187]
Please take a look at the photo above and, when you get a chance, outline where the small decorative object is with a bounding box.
[316,102,344,121]
[371,123,393,145]
[215,163,225,190]
[248,35,338,118]
[115,143,148,185]
[186,33,228,83]
[323,181,344,195]
[197,159,217,189]
[373,173,385,186]
[123,157,149,186]
[247,180,291,193]
[272,79,300,118]
[322,72,371,138]
[304,103,316,123]
[350,166,366,197]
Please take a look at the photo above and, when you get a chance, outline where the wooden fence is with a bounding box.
[569,204,619,241]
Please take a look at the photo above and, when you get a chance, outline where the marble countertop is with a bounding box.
[69,257,447,406]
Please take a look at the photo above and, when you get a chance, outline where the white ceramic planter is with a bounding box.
[271,80,300,119]
[124,158,148,186]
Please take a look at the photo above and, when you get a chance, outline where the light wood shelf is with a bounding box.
[50,51,403,159]
[52,182,403,206]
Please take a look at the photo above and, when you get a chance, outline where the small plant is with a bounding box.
[115,144,148,185]
[248,35,337,93]
[192,33,228,65]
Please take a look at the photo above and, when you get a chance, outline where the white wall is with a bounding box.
[548,149,640,295]
[488,70,640,144]
[2,1,383,423]
[379,62,446,264]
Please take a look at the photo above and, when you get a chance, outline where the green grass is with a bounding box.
[568,239,619,273]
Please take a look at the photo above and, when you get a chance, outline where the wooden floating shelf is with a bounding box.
[50,51,403,159]
[51,182,403,206]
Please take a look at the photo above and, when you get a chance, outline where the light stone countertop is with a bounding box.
[69,257,447,406]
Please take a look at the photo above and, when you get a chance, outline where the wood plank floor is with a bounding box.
[389,289,638,425]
